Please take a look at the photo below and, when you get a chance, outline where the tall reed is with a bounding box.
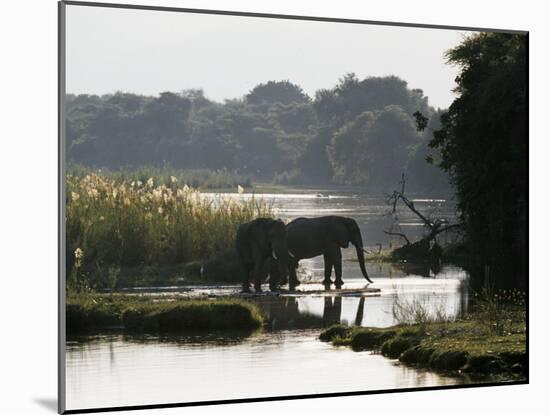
[66,171,271,288]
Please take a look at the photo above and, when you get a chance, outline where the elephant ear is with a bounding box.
[247,219,269,252]
[332,218,351,248]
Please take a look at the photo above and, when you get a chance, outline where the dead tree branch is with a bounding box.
[384,174,463,260]
[383,230,411,245]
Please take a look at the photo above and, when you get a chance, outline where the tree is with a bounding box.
[65,75,448,192]
[309,74,435,186]
[313,74,432,124]
[328,105,420,189]
[267,102,317,134]
[430,33,527,286]
[407,111,451,193]
[245,80,310,106]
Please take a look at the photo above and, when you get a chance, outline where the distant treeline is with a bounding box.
[66,74,450,193]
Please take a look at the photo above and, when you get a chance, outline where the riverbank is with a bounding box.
[319,315,526,378]
[66,293,263,334]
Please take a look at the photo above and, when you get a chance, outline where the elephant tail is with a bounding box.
[355,245,374,283]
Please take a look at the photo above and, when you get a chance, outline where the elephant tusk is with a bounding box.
[272,249,278,260]
[288,250,295,258]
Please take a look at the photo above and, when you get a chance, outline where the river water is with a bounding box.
[66,187,473,411]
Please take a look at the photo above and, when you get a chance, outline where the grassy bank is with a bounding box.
[319,316,526,377]
[66,293,263,334]
[66,169,272,289]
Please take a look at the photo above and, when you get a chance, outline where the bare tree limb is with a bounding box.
[390,191,434,229]
[384,230,411,245]
[384,173,463,253]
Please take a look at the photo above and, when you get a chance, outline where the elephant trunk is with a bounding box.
[272,244,289,284]
[354,244,374,283]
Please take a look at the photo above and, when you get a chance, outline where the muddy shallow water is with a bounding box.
[66,188,475,411]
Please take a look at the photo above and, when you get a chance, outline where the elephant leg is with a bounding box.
[253,261,264,293]
[323,254,333,287]
[267,258,280,292]
[241,263,252,293]
[334,248,344,288]
[289,261,300,291]
[280,260,289,286]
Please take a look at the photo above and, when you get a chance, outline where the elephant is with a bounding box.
[236,217,290,293]
[284,216,374,289]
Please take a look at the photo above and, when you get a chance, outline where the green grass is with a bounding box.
[346,250,394,263]
[319,313,526,377]
[66,292,263,334]
[66,168,272,289]
[122,300,263,332]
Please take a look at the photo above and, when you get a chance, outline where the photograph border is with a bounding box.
[58,1,529,413]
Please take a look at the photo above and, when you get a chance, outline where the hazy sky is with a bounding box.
[66,5,472,109]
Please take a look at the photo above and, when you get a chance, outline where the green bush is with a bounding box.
[319,324,353,342]
[381,336,418,359]
[351,329,397,351]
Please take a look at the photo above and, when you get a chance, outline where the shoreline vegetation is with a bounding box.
[319,291,526,378]
[352,244,476,267]
[66,168,272,289]
[66,293,263,334]
[319,322,526,378]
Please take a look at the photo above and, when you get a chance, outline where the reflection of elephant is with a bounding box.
[323,296,366,327]
[252,295,368,330]
[323,297,342,327]
[285,216,373,289]
[236,218,289,292]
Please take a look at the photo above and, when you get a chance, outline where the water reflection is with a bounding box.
[66,189,471,411]
[69,330,261,349]
[323,297,342,327]
[252,277,468,329]
[66,329,463,411]
[391,261,441,278]
[65,272,470,411]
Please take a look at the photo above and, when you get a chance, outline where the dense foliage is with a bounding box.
[66,77,450,193]
[430,33,527,285]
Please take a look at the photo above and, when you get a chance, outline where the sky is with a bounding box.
[66,5,472,109]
